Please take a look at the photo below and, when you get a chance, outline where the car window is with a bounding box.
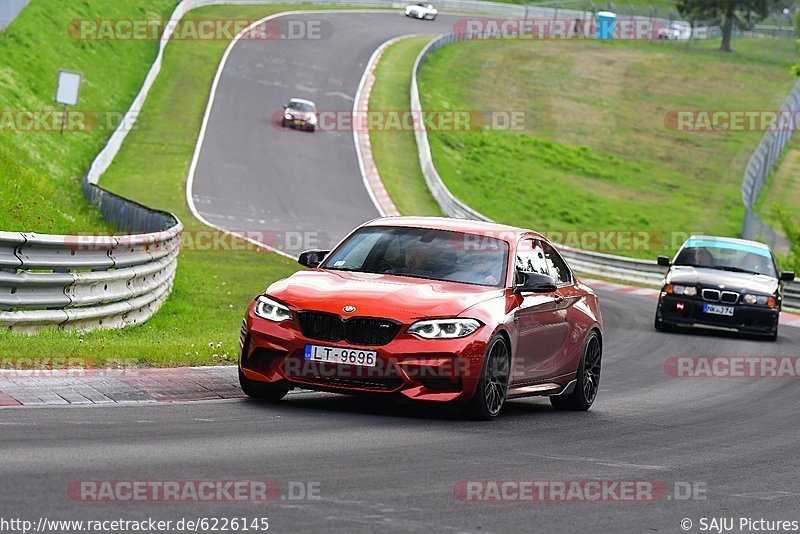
[542,242,572,285]
[673,239,777,277]
[289,102,314,112]
[322,226,509,288]
[515,239,549,275]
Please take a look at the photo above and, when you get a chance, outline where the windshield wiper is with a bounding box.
[714,265,762,275]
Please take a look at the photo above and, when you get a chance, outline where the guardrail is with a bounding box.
[409,31,800,312]
[740,79,800,255]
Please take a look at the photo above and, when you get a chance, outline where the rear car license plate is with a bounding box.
[304,344,377,367]
[703,303,734,316]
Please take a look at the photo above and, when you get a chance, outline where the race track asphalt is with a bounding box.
[2,286,799,533]
[190,12,461,253]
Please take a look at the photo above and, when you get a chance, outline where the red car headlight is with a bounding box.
[254,295,292,322]
[407,319,481,339]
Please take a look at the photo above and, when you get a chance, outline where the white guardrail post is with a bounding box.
[409,32,800,312]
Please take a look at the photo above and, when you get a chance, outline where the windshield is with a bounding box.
[673,239,777,277]
[322,226,509,288]
[289,102,315,112]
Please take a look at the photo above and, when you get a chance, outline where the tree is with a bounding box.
[676,0,772,52]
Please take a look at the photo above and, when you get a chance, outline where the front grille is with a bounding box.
[702,289,720,302]
[286,360,404,391]
[239,318,248,349]
[297,312,401,346]
[344,318,401,346]
[313,376,403,391]
[297,311,343,342]
[720,291,739,304]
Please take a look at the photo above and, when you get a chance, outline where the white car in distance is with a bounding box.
[405,3,438,20]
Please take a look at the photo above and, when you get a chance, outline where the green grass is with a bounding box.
[758,134,800,228]
[0,4,383,366]
[369,36,442,216]
[0,0,175,234]
[416,37,798,259]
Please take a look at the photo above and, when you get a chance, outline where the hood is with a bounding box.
[265,269,503,321]
[666,266,778,295]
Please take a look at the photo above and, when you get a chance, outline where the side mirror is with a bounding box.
[514,272,558,294]
[780,271,795,282]
[657,256,672,267]
[298,250,330,268]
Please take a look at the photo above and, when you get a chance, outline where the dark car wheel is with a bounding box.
[551,331,601,411]
[239,368,289,402]
[465,335,510,420]
[654,313,672,332]
[765,322,778,342]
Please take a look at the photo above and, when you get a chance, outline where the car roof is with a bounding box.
[288,98,316,107]
[362,216,543,242]
[684,234,771,251]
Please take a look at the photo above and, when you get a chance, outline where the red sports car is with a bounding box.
[239,217,603,419]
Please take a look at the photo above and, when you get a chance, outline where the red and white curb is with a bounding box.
[353,35,418,218]
[584,278,800,328]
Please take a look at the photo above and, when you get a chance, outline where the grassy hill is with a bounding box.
[417,37,797,258]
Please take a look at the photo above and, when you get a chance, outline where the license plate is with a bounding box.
[703,303,734,316]
[294,120,304,125]
[304,344,377,367]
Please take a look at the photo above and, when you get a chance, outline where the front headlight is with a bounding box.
[667,285,697,296]
[254,295,292,322]
[743,293,769,306]
[407,318,481,339]
[284,113,293,121]
[307,115,317,125]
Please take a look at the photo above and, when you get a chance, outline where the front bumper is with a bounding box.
[657,294,779,334]
[239,307,492,403]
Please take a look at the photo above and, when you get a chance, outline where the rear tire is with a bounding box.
[239,368,289,402]
[550,331,601,411]
[464,335,510,421]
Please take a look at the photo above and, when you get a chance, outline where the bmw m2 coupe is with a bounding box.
[239,217,603,419]
[655,236,794,340]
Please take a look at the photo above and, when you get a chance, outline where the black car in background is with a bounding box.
[655,236,795,341]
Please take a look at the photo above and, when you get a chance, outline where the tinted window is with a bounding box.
[322,226,508,288]
[542,242,572,284]
[673,239,777,277]
[516,239,549,275]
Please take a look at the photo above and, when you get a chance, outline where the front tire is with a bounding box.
[464,335,510,420]
[239,368,289,402]
[654,314,672,332]
[764,322,778,342]
[550,331,601,411]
